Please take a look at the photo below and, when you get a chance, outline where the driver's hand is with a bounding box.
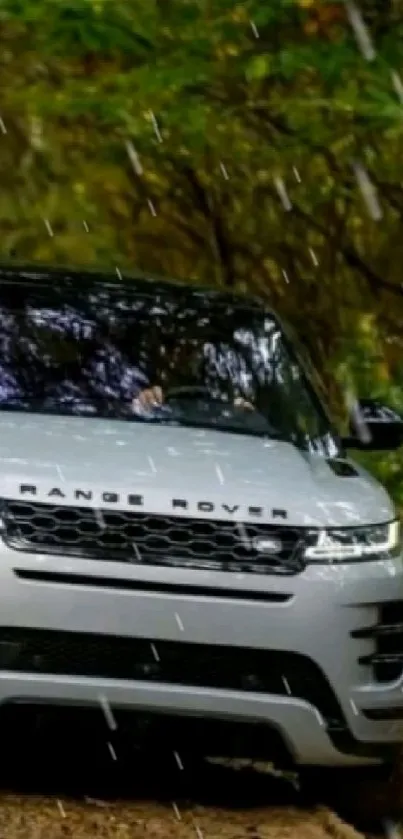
[132,386,164,411]
[132,386,254,412]
[234,396,254,410]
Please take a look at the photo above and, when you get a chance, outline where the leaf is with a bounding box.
[245,54,271,82]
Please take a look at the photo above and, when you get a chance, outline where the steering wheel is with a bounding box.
[155,385,272,434]
[164,386,257,419]
[164,386,213,403]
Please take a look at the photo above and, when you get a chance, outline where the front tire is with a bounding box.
[298,762,399,825]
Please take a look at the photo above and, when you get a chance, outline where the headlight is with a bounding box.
[304,519,401,562]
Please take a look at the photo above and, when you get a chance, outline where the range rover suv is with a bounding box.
[0,262,402,771]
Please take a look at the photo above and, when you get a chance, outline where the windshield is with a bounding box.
[0,277,340,454]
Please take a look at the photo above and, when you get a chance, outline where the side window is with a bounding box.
[269,320,338,452]
[282,322,328,405]
[273,345,324,441]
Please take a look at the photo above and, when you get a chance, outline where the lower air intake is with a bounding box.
[0,627,343,730]
[355,601,403,683]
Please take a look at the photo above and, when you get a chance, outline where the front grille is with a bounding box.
[355,601,403,683]
[3,501,306,575]
[0,627,344,731]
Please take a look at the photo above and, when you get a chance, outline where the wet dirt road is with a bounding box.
[0,712,392,839]
[0,794,366,839]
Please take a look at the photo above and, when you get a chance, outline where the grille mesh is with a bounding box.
[3,501,306,574]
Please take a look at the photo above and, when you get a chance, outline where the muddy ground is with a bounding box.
[0,711,396,839]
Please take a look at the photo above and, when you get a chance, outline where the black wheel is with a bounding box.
[298,762,399,825]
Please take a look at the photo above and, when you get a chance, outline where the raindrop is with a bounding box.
[220,162,229,180]
[282,269,290,284]
[350,698,359,715]
[175,612,184,631]
[274,177,292,211]
[94,508,106,530]
[236,521,252,550]
[292,166,301,183]
[131,542,142,562]
[309,247,319,267]
[150,642,160,662]
[82,220,90,233]
[250,20,259,38]
[193,822,205,839]
[0,117,7,135]
[57,800,66,818]
[391,70,403,105]
[282,675,292,695]
[352,162,383,221]
[98,693,118,730]
[345,0,376,61]
[172,802,182,821]
[125,140,144,176]
[43,219,54,237]
[173,750,184,770]
[150,111,163,143]
[345,391,372,444]
[148,455,157,474]
[107,741,117,761]
[147,198,157,217]
[215,463,225,485]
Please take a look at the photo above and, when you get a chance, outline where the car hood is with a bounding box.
[0,413,394,527]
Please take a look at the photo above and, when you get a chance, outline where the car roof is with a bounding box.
[0,262,273,314]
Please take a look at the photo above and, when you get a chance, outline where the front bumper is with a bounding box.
[0,547,402,767]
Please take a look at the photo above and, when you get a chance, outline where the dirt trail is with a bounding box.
[0,794,366,839]
[0,709,396,839]
[0,732,382,839]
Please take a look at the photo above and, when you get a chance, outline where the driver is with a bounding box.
[131,341,255,413]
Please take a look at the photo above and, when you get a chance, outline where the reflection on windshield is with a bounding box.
[0,277,340,453]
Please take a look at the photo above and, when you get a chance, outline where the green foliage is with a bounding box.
[0,0,403,499]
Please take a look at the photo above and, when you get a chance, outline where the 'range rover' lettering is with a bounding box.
[18,484,288,519]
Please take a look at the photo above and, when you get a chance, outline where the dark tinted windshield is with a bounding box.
[0,274,340,453]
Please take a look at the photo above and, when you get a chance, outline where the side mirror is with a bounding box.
[343,398,403,451]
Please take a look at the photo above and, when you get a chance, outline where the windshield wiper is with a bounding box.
[127,411,285,440]
[172,418,285,439]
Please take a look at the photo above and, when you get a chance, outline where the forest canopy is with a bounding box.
[1,0,403,492]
